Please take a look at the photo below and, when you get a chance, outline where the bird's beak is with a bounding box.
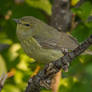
[13,18,20,24]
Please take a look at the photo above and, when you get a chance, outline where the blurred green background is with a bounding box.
[0,0,92,92]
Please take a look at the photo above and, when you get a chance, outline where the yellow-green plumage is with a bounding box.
[15,16,78,64]
[21,38,63,64]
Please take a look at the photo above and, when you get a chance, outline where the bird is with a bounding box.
[14,16,79,65]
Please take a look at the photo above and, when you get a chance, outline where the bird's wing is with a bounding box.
[33,30,79,51]
[33,35,59,50]
[33,22,79,51]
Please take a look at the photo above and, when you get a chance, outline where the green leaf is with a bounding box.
[25,0,52,15]
[0,55,7,76]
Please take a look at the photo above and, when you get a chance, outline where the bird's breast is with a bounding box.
[21,38,41,57]
[20,38,63,64]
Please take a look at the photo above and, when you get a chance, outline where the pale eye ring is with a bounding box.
[24,24,30,26]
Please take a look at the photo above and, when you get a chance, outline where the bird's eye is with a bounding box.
[25,24,30,26]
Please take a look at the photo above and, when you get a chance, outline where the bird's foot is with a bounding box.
[62,48,69,55]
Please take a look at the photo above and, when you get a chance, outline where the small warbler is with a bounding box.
[14,16,78,64]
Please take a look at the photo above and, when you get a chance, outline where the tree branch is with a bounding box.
[25,35,92,92]
[50,0,72,32]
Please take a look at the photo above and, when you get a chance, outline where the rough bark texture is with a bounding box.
[50,0,72,32]
[25,35,92,92]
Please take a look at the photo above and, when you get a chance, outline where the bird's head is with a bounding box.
[13,16,41,39]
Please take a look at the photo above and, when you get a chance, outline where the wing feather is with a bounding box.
[33,32,79,51]
[33,21,79,51]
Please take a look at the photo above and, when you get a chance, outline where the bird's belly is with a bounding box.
[21,39,63,64]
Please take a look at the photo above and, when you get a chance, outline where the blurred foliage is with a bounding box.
[71,0,80,6]
[0,0,92,92]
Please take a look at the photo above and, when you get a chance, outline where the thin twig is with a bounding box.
[0,73,7,92]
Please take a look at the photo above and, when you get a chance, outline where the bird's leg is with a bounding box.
[62,48,69,55]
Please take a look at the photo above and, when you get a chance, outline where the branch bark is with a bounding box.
[50,0,72,32]
[25,35,92,92]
